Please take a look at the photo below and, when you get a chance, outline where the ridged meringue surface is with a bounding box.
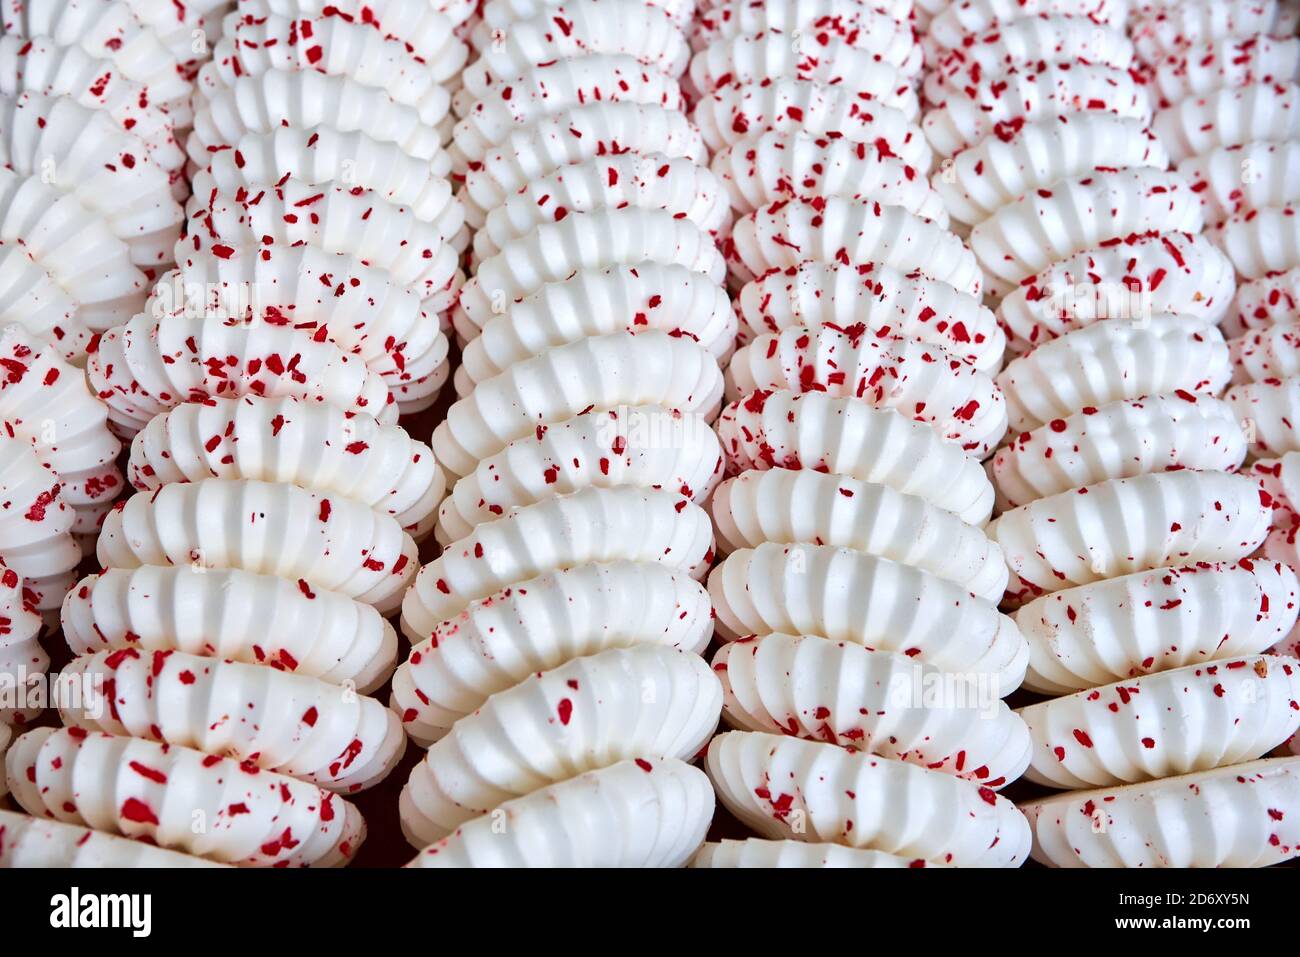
[717,389,994,525]
[709,542,1029,693]
[62,566,397,694]
[5,727,365,867]
[1022,756,1300,868]
[403,486,714,638]
[706,731,1031,867]
[407,757,712,867]
[60,648,406,792]
[715,634,1031,786]
[96,478,418,614]
[394,560,712,744]
[400,645,721,844]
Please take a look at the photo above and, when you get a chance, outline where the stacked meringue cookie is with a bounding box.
[0,0,228,348]
[920,0,1300,867]
[394,0,727,868]
[0,325,123,740]
[2,395,441,865]
[1137,2,1300,620]
[177,0,471,411]
[685,0,1032,869]
[0,0,469,867]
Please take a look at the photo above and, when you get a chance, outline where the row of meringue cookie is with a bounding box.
[1139,0,1300,588]
[919,0,1300,869]
[145,0,476,415]
[0,0,235,359]
[682,0,1038,869]
[0,0,473,866]
[1141,0,1300,770]
[396,0,731,869]
[0,386,462,865]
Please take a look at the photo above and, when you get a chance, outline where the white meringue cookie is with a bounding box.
[693,78,930,169]
[994,393,1247,509]
[460,0,689,104]
[407,757,712,867]
[0,439,78,615]
[436,405,720,544]
[0,560,46,725]
[971,169,1202,291]
[129,396,444,539]
[62,566,397,694]
[403,486,714,637]
[1225,376,1300,456]
[927,0,1127,55]
[393,560,712,744]
[715,634,1031,786]
[1023,756,1300,868]
[61,648,405,792]
[0,324,123,535]
[923,16,1135,105]
[1226,265,1300,338]
[711,131,946,224]
[97,478,418,614]
[189,66,446,168]
[187,180,463,314]
[460,102,706,227]
[934,115,1167,229]
[6,0,193,120]
[1020,655,1300,789]
[459,263,734,388]
[432,331,722,477]
[734,260,1004,371]
[706,731,1030,867]
[213,6,463,122]
[199,124,455,222]
[727,197,983,295]
[709,542,1029,692]
[1181,140,1300,226]
[400,644,721,845]
[455,207,723,338]
[923,63,1151,159]
[86,311,397,435]
[1015,559,1300,695]
[1214,201,1300,281]
[997,315,1231,433]
[996,232,1236,354]
[0,90,181,270]
[471,153,730,265]
[1130,0,1285,65]
[157,242,450,412]
[1154,81,1300,163]
[1150,35,1300,109]
[0,810,226,868]
[1229,323,1300,385]
[452,53,683,170]
[5,727,364,867]
[691,838,940,868]
[0,34,184,175]
[690,32,918,119]
[726,326,1008,458]
[692,0,921,77]
[717,389,995,525]
[992,471,1272,604]
[710,468,1007,600]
